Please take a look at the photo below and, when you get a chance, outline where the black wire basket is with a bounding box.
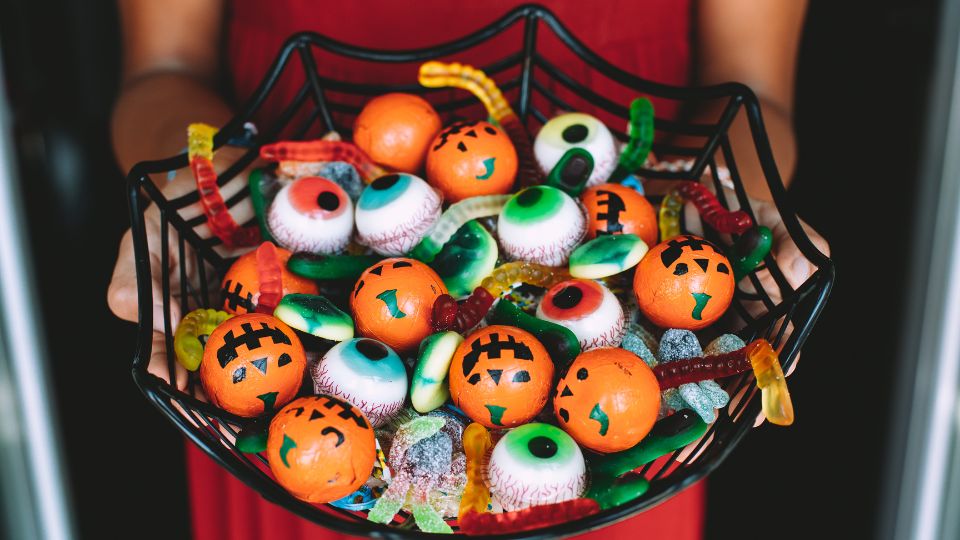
[126,4,834,538]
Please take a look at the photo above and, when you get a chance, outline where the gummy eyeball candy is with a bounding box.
[351,258,447,354]
[355,173,442,256]
[200,313,307,417]
[353,93,442,173]
[534,113,618,188]
[220,243,318,315]
[426,120,518,202]
[536,279,625,351]
[554,348,660,453]
[267,395,376,503]
[267,176,354,254]
[311,338,407,427]
[448,325,554,428]
[581,183,658,247]
[497,185,586,266]
[487,423,586,511]
[634,235,734,330]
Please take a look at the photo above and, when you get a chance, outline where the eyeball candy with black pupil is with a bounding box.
[411,331,463,413]
[553,348,660,453]
[634,234,734,330]
[534,113,618,188]
[266,176,353,254]
[351,258,447,354]
[430,220,498,298]
[353,93,442,173]
[448,325,554,428]
[200,313,307,418]
[267,395,376,503]
[311,338,407,428]
[355,173,442,256]
[426,120,518,202]
[581,182,658,247]
[497,185,586,266]
[220,244,318,315]
[537,279,625,351]
[487,423,586,511]
[273,293,354,342]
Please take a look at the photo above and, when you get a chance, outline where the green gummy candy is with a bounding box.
[401,417,445,445]
[287,253,382,281]
[545,147,594,197]
[569,234,648,279]
[273,294,354,341]
[411,502,453,534]
[586,474,650,510]
[489,300,580,368]
[367,494,404,524]
[411,332,463,413]
[235,420,269,454]
[589,409,708,480]
[249,167,279,242]
[728,226,773,281]
[430,220,498,299]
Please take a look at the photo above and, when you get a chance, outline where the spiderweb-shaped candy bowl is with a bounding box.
[125,4,834,538]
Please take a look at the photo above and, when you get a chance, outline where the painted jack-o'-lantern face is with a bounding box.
[554,348,660,453]
[634,235,734,330]
[267,394,376,503]
[449,325,554,428]
[350,258,447,354]
[220,243,318,315]
[200,313,307,418]
[581,183,658,247]
[426,120,518,202]
[353,93,442,173]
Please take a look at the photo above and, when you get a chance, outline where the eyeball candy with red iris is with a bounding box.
[200,313,307,417]
[536,279,625,351]
[487,422,586,511]
[355,173,442,256]
[554,348,660,453]
[534,113,618,188]
[311,338,407,428]
[448,325,554,428]
[634,234,735,330]
[353,93,442,173]
[267,395,377,503]
[220,244,318,315]
[267,176,354,254]
[351,258,447,355]
[497,185,586,266]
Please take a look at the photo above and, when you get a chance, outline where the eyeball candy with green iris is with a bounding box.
[311,338,407,428]
[534,113,618,188]
[536,278,625,350]
[355,173,442,256]
[267,176,353,254]
[497,185,586,266]
[487,423,586,511]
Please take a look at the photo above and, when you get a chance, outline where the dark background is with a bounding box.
[0,1,939,538]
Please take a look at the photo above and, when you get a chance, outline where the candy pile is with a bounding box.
[175,61,790,534]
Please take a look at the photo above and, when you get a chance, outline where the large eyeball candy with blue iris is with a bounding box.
[487,422,586,511]
[310,338,408,427]
[534,113,618,188]
[355,173,442,256]
[268,176,354,254]
[497,185,586,266]
[537,278,625,350]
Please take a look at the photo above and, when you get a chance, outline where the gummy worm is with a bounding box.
[418,61,543,186]
[188,123,261,248]
[247,168,278,242]
[430,287,495,334]
[410,194,510,263]
[728,226,773,281]
[609,97,655,183]
[259,140,387,183]
[459,499,600,535]
[458,423,493,519]
[253,241,283,314]
[479,261,571,298]
[286,252,382,281]
[675,181,752,235]
[173,308,232,371]
[658,190,684,241]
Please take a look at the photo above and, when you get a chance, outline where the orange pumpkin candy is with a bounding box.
[449,325,554,428]
[350,258,447,354]
[581,183,658,247]
[200,313,307,417]
[220,243,318,315]
[267,395,377,503]
[353,93,442,173]
[554,348,660,453]
[633,235,735,330]
[425,120,518,202]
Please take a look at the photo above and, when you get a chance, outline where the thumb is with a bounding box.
[108,229,181,332]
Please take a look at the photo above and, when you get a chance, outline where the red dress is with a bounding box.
[188,1,703,538]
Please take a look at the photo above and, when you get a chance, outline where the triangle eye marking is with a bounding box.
[251,358,267,374]
[694,258,709,272]
[487,369,503,385]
